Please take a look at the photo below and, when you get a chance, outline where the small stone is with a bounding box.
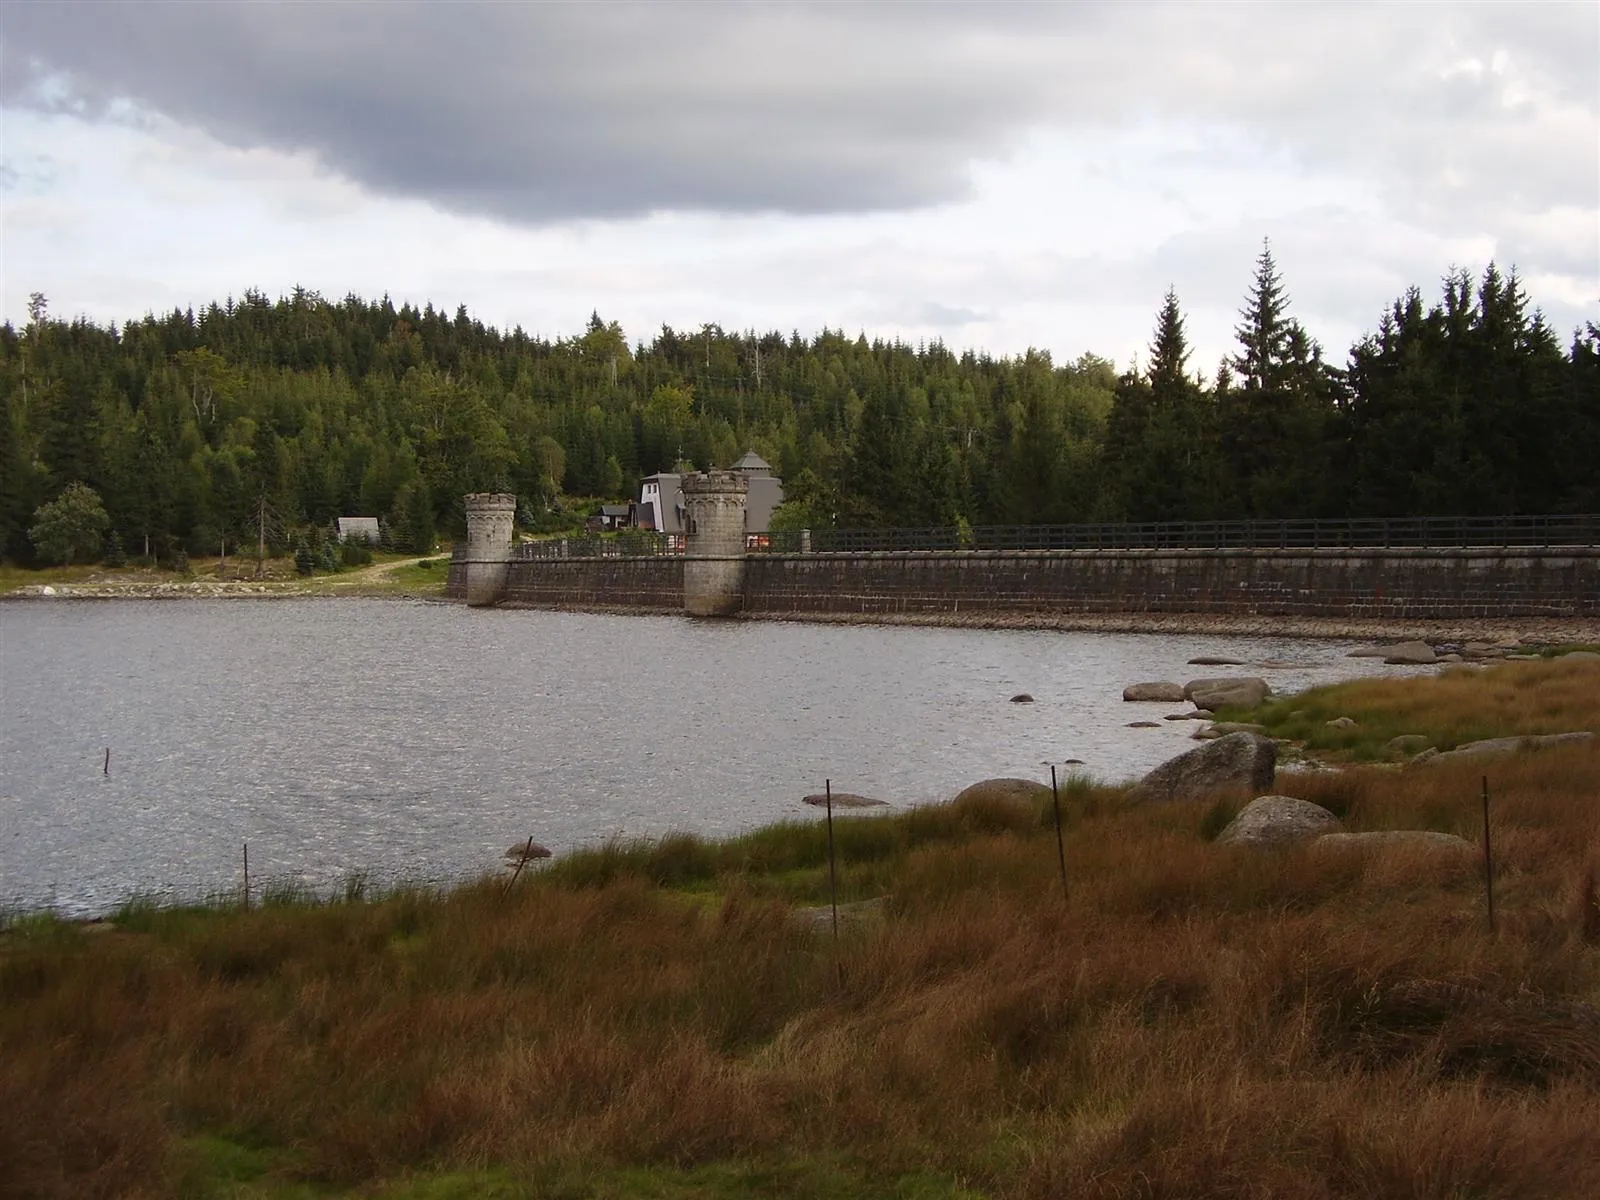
[1437,653,1464,663]
[504,841,553,862]
[1380,640,1437,665]
[1326,716,1358,730]
[1010,693,1034,703]
[1127,720,1162,728]
[803,792,889,808]
[1188,656,1246,666]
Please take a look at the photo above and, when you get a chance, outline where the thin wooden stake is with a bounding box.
[103,747,110,776]
[1481,776,1495,934]
[502,835,535,898]
[826,779,841,985]
[1051,765,1068,904]
[243,842,250,911]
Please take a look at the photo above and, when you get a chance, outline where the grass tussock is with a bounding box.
[1246,655,1600,759]
[5,666,1600,1198]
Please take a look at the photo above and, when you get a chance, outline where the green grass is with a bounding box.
[1233,656,1600,761]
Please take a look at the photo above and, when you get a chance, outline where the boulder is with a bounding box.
[951,778,1050,827]
[1127,720,1162,728]
[1010,693,1034,703]
[1326,716,1358,730]
[1217,795,1342,847]
[1127,732,1277,805]
[1561,650,1600,661]
[1188,656,1246,666]
[1124,681,1186,703]
[1385,734,1434,756]
[952,778,1049,809]
[1183,677,1271,711]
[1432,732,1597,762]
[803,792,889,808]
[1381,640,1438,665]
[1313,830,1475,854]
[1346,646,1392,658]
[1165,711,1213,721]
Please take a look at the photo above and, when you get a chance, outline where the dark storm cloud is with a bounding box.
[2,0,1594,235]
[0,1,1074,221]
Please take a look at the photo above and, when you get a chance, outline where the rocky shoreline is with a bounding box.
[8,582,1598,646]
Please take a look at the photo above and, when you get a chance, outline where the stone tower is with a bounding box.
[462,492,516,607]
[681,470,750,616]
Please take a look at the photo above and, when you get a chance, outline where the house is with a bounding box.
[336,516,381,544]
[730,451,784,532]
[586,504,635,532]
[637,451,784,535]
[638,474,687,533]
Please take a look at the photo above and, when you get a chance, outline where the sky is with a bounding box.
[2,0,1596,374]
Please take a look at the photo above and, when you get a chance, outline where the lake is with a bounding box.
[1,598,1416,916]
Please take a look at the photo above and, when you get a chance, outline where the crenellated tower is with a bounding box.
[681,470,750,616]
[462,492,516,606]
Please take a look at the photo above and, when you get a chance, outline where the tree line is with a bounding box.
[2,242,1596,565]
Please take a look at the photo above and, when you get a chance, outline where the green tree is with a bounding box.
[1217,242,1335,517]
[29,482,111,565]
[394,479,435,554]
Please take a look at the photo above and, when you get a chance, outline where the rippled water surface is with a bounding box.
[2,599,1414,915]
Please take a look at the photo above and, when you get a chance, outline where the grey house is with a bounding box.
[638,451,783,535]
[336,516,381,544]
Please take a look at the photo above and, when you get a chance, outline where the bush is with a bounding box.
[28,482,110,565]
[293,539,316,576]
[339,540,373,567]
[102,530,127,568]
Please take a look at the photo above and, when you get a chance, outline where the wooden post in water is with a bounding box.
[243,842,250,911]
[102,747,110,776]
[1051,765,1068,904]
[1481,776,1495,934]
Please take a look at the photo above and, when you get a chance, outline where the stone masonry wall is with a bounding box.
[452,547,1598,619]
[741,548,1600,620]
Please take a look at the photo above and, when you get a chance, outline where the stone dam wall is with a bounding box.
[449,546,1598,620]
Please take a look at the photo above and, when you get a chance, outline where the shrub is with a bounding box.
[340,539,373,567]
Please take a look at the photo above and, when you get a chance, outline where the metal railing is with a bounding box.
[513,531,684,560]
[750,514,1600,554]
[470,514,1598,560]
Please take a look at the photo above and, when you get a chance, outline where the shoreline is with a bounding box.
[494,598,1600,645]
[6,581,1598,644]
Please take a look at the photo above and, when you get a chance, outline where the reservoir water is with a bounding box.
[2,599,1416,916]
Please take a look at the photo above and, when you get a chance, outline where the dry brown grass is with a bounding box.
[5,670,1600,1197]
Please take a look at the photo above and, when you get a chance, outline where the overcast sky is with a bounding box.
[2,0,1595,373]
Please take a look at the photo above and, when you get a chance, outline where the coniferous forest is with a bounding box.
[3,244,1597,565]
